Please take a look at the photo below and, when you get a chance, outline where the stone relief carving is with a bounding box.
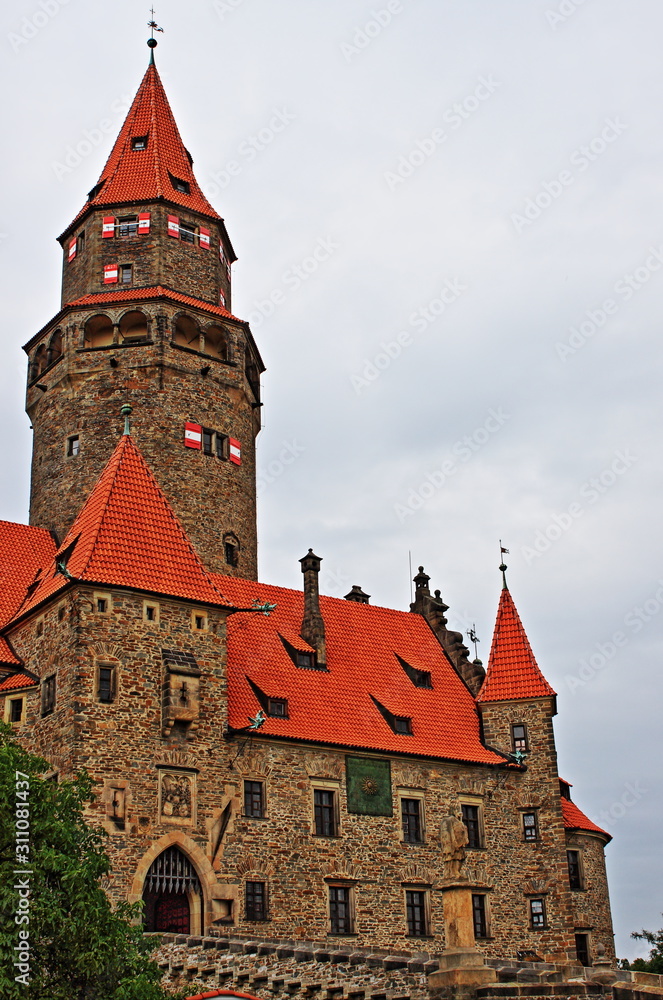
[159,770,195,825]
[304,753,344,780]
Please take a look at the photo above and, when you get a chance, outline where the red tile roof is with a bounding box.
[66,285,244,324]
[213,574,505,766]
[66,61,220,229]
[0,672,37,692]
[0,520,55,664]
[13,435,229,620]
[561,795,611,841]
[478,587,556,703]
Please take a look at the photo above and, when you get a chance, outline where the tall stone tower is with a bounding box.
[23,50,263,578]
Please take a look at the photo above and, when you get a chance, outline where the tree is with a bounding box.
[627,918,663,973]
[0,723,184,999]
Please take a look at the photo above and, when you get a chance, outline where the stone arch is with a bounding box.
[172,312,200,351]
[84,313,114,348]
[129,831,219,935]
[118,309,149,343]
[202,323,229,361]
[32,343,48,381]
[47,329,63,365]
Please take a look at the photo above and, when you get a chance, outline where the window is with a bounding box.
[397,655,433,689]
[171,175,191,195]
[97,664,116,704]
[9,698,24,724]
[523,811,539,842]
[244,780,265,818]
[67,435,80,457]
[57,605,65,622]
[401,798,423,843]
[461,803,483,848]
[575,933,590,967]
[216,433,229,460]
[314,788,337,837]
[297,651,315,668]
[202,428,213,455]
[245,881,267,921]
[530,898,547,929]
[567,850,583,890]
[329,885,353,934]
[179,221,196,243]
[512,723,528,753]
[267,698,287,718]
[224,540,239,567]
[143,602,159,624]
[41,674,56,716]
[406,890,428,937]
[131,136,148,150]
[394,715,413,735]
[118,216,138,237]
[192,612,208,631]
[77,231,85,252]
[472,894,488,939]
[35,618,44,637]
[120,264,133,284]
[95,594,111,614]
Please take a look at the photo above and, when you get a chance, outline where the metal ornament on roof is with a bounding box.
[144,846,200,895]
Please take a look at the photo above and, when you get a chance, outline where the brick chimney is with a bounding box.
[299,549,326,666]
[344,585,370,604]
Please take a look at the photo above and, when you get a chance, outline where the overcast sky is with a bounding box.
[1,0,661,961]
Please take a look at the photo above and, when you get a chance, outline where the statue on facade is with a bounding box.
[440,813,469,878]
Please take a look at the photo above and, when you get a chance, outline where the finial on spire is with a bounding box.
[499,540,509,590]
[467,623,481,661]
[147,7,164,61]
[120,403,133,436]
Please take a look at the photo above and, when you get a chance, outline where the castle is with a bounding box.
[0,45,615,969]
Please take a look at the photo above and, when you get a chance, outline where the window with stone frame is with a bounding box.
[567,850,583,890]
[245,880,268,921]
[461,802,484,848]
[6,697,25,724]
[472,893,489,939]
[314,787,338,837]
[97,662,117,704]
[405,889,429,937]
[522,811,539,841]
[244,780,265,818]
[41,674,56,716]
[529,897,547,929]
[329,884,353,934]
[512,723,528,753]
[401,797,423,843]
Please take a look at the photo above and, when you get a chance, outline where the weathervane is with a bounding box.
[229,710,266,767]
[466,624,480,660]
[499,539,509,589]
[147,7,164,55]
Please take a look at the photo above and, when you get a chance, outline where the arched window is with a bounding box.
[203,324,228,361]
[223,532,240,568]
[142,847,201,934]
[173,314,200,352]
[84,314,114,348]
[47,330,63,365]
[119,310,148,343]
[32,344,47,380]
[246,361,260,402]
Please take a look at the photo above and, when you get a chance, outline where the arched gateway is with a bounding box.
[142,846,202,934]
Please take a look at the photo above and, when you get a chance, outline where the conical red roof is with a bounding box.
[478,587,556,702]
[14,434,228,617]
[66,59,220,229]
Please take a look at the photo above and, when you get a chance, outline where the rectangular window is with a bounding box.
[472,894,488,938]
[98,665,115,704]
[401,798,423,843]
[10,698,24,723]
[215,433,229,460]
[67,435,80,457]
[77,231,85,252]
[394,715,412,735]
[244,780,264,818]
[512,723,528,753]
[192,613,207,631]
[297,651,315,668]
[120,264,133,284]
[575,933,590,967]
[567,850,583,890]
[245,881,267,920]
[143,602,159,623]
[41,674,56,716]
[202,428,213,455]
[314,788,337,837]
[530,898,546,929]
[406,890,428,937]
[462,803,483,848]
[329,885,352,934]
[224,541,239,567]
[179,222,196,244]
[118,216,138,237]
[267,698,287,718]
[96,597,108,613]
[523,811,538,841]
[131,136,148,150]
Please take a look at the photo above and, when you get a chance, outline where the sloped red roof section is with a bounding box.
[478,587,556,703]
[213,574,504,766]
[0,520,55,664]
[13,435,229,619]
[561,795,611,841]
[66,60,220,229]
[0,672,37,692]
[67,285,244,324]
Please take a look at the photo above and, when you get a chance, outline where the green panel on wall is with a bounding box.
[346,756,392,815]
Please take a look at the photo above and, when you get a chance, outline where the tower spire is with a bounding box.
[498,540,509,590]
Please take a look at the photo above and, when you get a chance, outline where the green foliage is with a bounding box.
[629,918,663,974]
[0,723,184,999]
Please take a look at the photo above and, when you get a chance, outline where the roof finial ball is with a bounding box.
[498,540,509,590]
[120,403,133,437]
[147,9,164,62]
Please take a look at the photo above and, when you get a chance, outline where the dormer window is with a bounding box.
[397,655,432,689]
[131,136,148,150]
[267,698,288,718]
[296,651,314,669]
[394,716,412,735]
[170,173,190,195]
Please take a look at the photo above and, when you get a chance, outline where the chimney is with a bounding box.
[299,549,326,666]
[344,585,370,604]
